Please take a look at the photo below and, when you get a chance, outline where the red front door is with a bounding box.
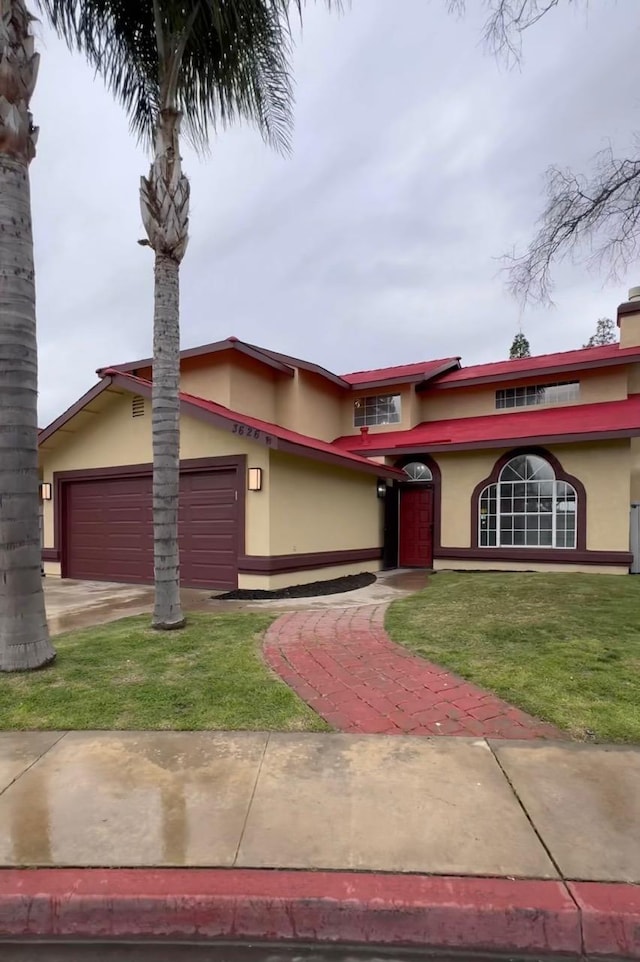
[399,486,433,567]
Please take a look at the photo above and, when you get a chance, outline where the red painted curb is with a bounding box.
[568,881,640,959]
[0,869,583,954]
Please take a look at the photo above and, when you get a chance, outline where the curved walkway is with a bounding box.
[264,604,565,739]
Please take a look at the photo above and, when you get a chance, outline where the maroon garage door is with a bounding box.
[63,469,239,589]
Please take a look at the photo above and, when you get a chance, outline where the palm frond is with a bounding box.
[37,0,338,153]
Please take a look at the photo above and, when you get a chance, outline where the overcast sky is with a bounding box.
[32,0,640,425]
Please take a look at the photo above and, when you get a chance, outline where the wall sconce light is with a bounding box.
[376,479,387,499]
[39,482,52,501]
[248,467,263,492]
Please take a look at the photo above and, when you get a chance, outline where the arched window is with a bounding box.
[403,461,433,482]
[478,453,577,549]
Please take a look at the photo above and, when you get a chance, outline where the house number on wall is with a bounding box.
[231,422,274,446]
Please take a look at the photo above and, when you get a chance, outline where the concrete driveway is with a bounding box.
[43,579,212,635]
[43,570,428,636]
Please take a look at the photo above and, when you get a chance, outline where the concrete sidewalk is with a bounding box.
[1,731,639,955]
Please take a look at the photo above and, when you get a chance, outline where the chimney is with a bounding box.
[617,287,640,348]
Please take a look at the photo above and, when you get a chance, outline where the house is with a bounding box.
[39,290,640,590]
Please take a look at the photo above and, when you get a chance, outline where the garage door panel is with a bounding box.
[64,467,238,589]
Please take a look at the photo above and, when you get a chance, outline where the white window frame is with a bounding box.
[478,455,577,550]
[353,393,401,427]
[495,381,580,410]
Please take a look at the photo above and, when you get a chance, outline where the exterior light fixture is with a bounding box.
[248,467,263,492]
[39,482,52,501]
[377,479,387,499]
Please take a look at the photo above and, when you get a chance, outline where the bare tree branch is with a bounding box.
[506,147,640,304]
[448,0,582,63]
[448,1,640,306]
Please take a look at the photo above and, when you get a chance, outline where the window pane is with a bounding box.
[403,461,432,482]
[353,394,401,427]
[495,381,579,411]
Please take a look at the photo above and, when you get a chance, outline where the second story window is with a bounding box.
[354,394,401,427]
[496,381,579,410]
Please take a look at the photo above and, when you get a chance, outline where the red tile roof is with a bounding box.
[334,396,640,454]
[342,358,460,386]
[105,371,402,478]
[430,343,640,388]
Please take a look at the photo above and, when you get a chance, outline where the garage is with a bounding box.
[62,466,239,589]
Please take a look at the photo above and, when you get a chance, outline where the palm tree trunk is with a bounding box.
[140,107,189,629]
[152,251,184,627]
[0,0,54,671]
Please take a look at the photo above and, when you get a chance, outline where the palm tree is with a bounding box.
[44,0,327,628]
[0,0,56,671]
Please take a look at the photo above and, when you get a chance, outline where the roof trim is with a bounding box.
[99,338,296,378]
[345,427,640,456]
[243,342,350,389]
[424,351,640,390]
[351,359,462,391]
[106,372,401,479]
[38,377,115,446]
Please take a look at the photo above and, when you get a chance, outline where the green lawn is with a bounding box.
[386,572,640,743]
[0,612,329,732]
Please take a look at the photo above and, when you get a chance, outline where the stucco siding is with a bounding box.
[179,357,232,406]
[268,451,383,555]
[434,559,629,575]
[435,441,630,555]
[421,367,628,423]
[293,371,343,440]
[238,561,382,591]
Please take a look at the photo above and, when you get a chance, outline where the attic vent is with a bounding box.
[131,395,145,418]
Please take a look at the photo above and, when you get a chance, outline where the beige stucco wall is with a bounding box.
[228,357,277,422]
[619,310,640,348]
[178,356,232,406]
[268,451,383,555]
[420,368,628,423]
[275,370,344,441]
[40,388,271,557]
[435,440,631,554]
[554,441,630,552]
[437,450,498,548]
[238,560,382,591]
[433,559,629,575]
[339,383,416,438]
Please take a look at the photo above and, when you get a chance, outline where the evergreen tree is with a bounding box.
[584,318,616,348]
[509,331,531,359]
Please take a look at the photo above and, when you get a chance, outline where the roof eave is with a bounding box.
[426,352,640,390]
[344,427,640,456]
[98,339,296,378]
[109,373,400,479]
[38,377,115,446]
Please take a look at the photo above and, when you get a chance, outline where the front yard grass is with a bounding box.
[386,572,640,743]
[0,612,329,732]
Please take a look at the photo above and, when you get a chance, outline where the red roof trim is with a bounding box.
[427,344,640,390]
[104,371,401,479]
[99,339,296,378]
[343,357,460,388]
[348,429,639,455]
[349,359,462,391]
[334,397,640,455]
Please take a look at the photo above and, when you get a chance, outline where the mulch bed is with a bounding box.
[217,571,376,601]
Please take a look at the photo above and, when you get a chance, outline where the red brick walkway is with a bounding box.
[264,605,565,739]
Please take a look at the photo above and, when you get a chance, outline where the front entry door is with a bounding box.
[399,486,433,567]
